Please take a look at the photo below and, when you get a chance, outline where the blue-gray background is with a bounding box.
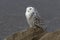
[0,0,60,40]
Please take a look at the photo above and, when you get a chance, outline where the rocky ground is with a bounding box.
[39,31,60,40]
[4,26,60,40]
[4,26,46,40]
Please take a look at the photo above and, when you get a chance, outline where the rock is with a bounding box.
[4,26,46,40]
[39,31,60,40]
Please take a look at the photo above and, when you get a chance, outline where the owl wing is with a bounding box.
[33,12,44,27]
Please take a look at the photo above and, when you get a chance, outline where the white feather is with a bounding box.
[25,7,43,27]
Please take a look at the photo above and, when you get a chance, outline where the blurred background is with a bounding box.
[0,0,60,40]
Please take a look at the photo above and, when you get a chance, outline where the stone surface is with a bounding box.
[4,26,60,40]
[4,26,46,40]
[39,31,60,40]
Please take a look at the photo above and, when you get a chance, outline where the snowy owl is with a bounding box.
[25,7,43,27]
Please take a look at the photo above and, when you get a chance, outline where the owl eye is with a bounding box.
[28,11,29,12]
[29,8,31,10]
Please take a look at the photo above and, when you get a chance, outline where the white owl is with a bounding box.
[25,7,44,27]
